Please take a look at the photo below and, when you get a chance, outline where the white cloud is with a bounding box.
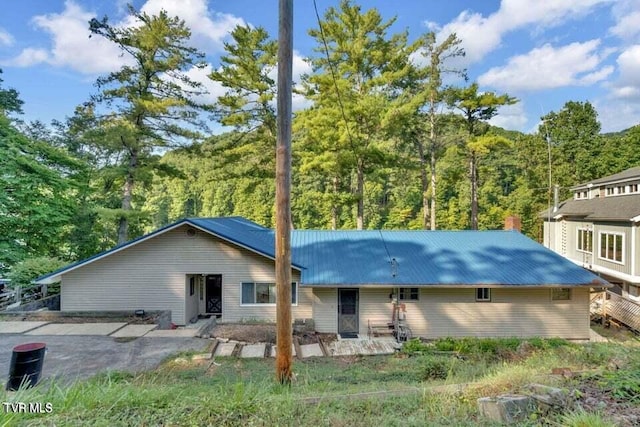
[3,1,130,74]
[0,28,14,47]
[610,0,640,41]
[437,0,611,63]
[3,0,244,75]
[488,101,528,130]
[478,40,613,91]
[594,99,640,132]
[139,0,244,53]
[610,44,640,99]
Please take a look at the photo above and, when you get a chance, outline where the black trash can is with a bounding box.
[6,342,46,391]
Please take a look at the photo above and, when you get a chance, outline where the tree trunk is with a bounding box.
[117,149,138,244]
[416,139,429,229]
[331,176,339,230]
[470,152,478,230]
[429,108,437,230]
[356,160,364,230]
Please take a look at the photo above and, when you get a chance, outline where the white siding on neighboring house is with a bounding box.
[61,225,309,325]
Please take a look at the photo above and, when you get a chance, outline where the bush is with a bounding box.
[421,357,450,380]
[7,256,65,293]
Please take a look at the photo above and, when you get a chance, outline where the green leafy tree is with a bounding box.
[0,69,23,117]
[446,83,516,229]
[297,0,413,229]
[84,6,208,244]
[7,256,65,293]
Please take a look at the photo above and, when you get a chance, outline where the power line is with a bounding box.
[312,0,356,152]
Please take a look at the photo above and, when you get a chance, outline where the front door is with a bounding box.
[338,289,359,337]
[206,275,222,315]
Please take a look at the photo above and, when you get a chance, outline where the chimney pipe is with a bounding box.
[553,184,559,213]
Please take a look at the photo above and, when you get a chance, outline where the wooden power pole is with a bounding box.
[275,0,293,385]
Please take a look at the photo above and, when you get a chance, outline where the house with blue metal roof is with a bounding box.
[36,216,609,340]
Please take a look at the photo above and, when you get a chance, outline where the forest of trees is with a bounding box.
[2,1,640,280]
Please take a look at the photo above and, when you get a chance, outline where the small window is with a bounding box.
[189,277,195,296]
[606,187,614,196]
[399,288,419,301]
[476,288,491,302]
[629,285,639,298]
[551,288,571,300]
[241,282,297,305]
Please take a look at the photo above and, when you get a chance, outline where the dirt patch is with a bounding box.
[209,323,337,345]
[577,379,640,426]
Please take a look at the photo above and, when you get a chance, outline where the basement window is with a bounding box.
[551,288,571,301]
[476,288,491,302]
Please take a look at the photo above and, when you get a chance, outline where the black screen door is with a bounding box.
[338,289,359,335]
[206,275,222,314]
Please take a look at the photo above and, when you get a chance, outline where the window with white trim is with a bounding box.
[476,288,491,302]
[599,232,624,263]
[241,282,297,305]
[577,228,593,253]
[551,288,571,300]
[398,288,419,301]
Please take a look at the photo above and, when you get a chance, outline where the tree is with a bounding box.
[298,0,413,229]
[86,6,208,244]
[540,101,601,190]
[446,83,516,229]
[209,25,278,178]
[0,69,23,117]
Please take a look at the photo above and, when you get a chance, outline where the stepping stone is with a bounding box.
[214,342,236,357]
[269,344,297,358]
[240,343,266,358]
[110,324,157,338]
[299,343,324,358]
[0,321,49,334]
[144,329,198,337]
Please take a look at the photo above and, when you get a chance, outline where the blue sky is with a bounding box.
[0,0,639,133]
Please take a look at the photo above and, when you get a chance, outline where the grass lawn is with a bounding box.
[2,337,639,426]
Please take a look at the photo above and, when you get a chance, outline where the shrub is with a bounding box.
[421,357,450,380]
[7,256,65,293]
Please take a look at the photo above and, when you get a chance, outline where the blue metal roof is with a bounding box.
[292,230,607,286]
[37,216,608,288]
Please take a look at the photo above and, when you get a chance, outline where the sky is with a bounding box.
[0,0,638,133]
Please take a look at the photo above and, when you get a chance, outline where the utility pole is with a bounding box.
[275,0,293,385]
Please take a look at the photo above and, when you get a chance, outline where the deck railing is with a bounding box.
[594,291,640,332]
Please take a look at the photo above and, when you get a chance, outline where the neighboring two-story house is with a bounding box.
[543,166,640,302]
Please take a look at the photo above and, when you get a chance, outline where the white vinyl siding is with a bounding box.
[312,288,337,333]
[354,287,590,340]
[61,225,310,325]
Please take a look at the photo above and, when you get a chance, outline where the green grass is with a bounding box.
[1,339,636,426]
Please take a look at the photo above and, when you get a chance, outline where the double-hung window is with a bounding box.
[577,228,593,253]
[599,232,624,263]
[241,282,298,305]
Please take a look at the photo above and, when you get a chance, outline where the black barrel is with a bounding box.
[6,342,46,391]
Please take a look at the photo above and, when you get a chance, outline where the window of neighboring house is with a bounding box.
[577,229,593,253]
[600,232,624,263]
[398,288,419,301]
[606,187,614,196]
[630,184,639,193]
[617,185,626,194]
[241,282,297,305]
[476,288,491,302]
[189,277,195,296]
[551,288,571,300]
[629,285,639,298]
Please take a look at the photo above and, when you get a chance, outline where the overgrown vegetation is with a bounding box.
[2,339,638,426]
